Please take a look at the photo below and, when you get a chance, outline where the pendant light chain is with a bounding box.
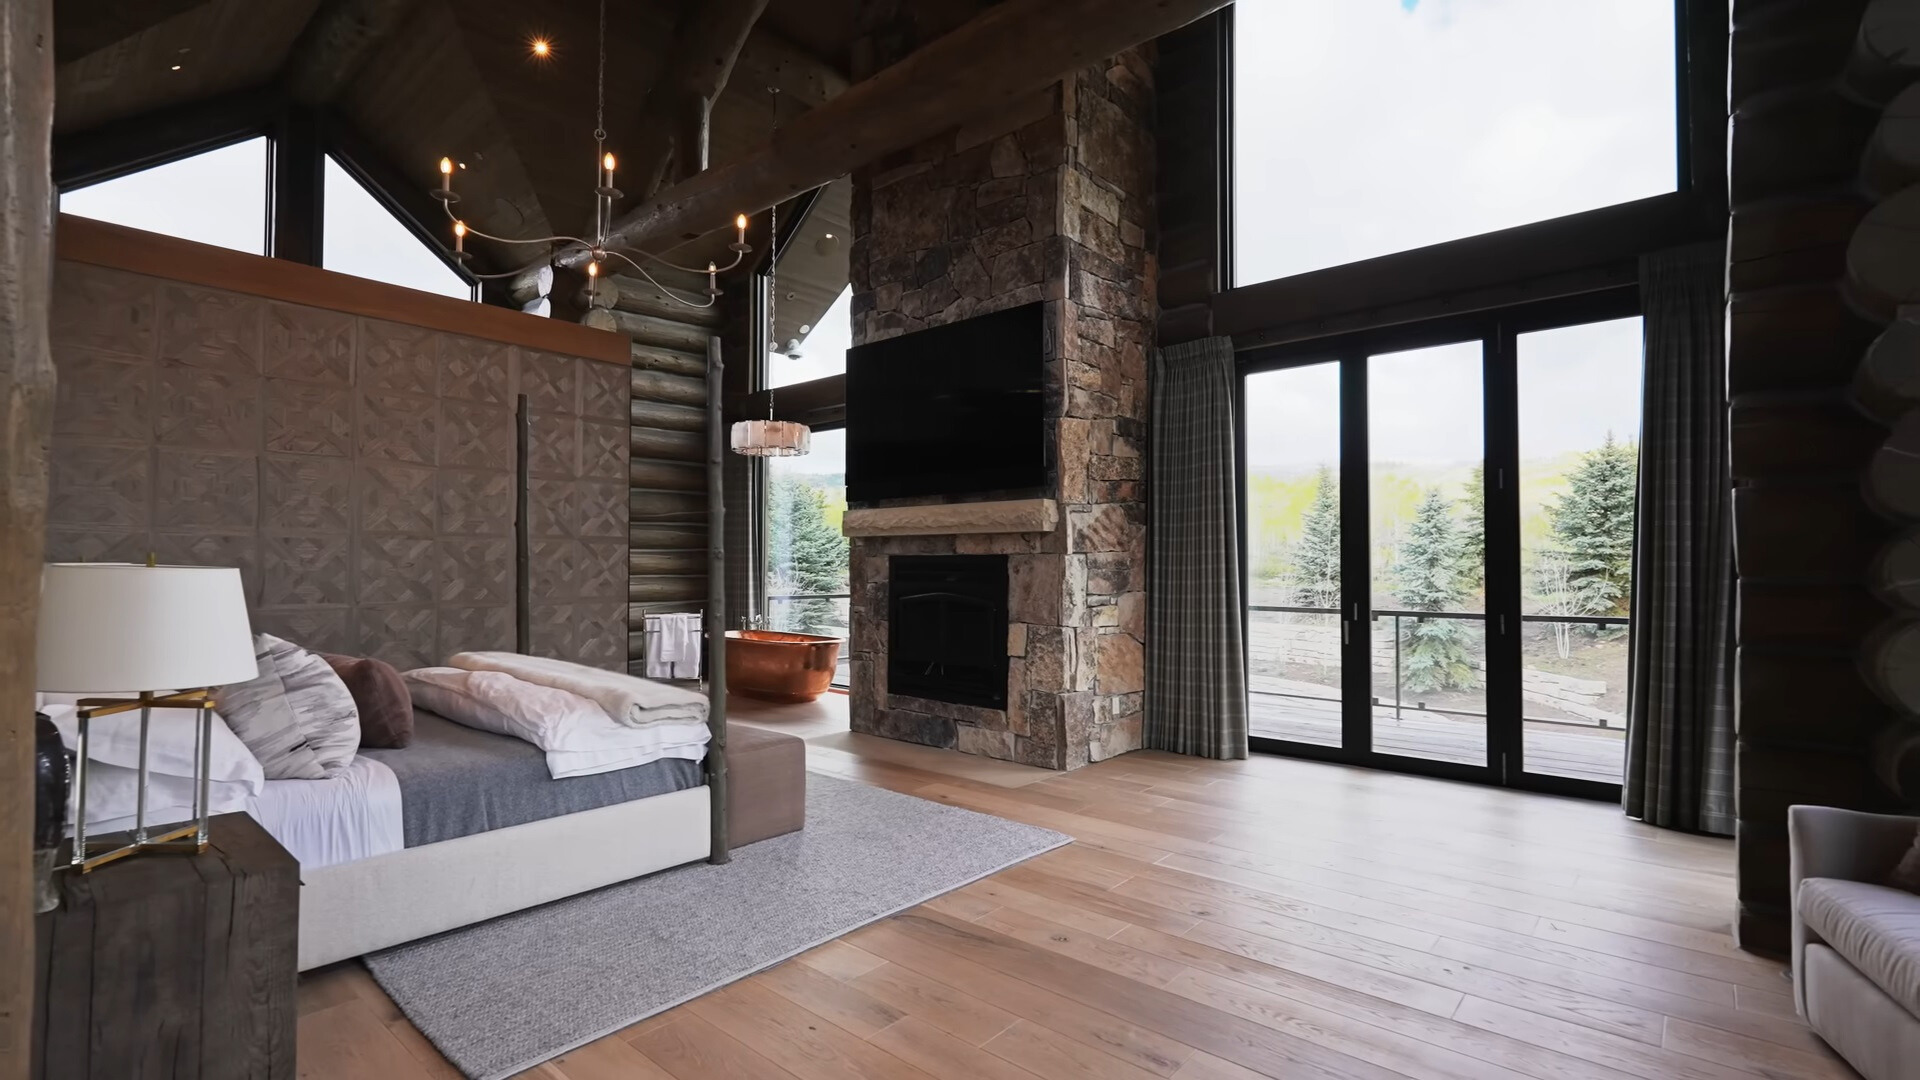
[428,0,750,302]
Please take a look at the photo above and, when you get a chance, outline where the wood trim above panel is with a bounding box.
[842,498,1059,537]
[54,214,630,365]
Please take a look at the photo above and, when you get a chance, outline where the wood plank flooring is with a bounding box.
[297,701,1852,1080]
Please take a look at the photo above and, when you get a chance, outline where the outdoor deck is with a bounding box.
[1249,692,1625,785]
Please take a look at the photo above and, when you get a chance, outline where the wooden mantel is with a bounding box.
[841,498,1059,538]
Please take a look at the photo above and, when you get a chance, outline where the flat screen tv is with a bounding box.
[846,301,1047,503]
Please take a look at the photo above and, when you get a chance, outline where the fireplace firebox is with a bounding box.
[888,555,1009,709]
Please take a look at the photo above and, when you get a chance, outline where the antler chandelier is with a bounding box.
[429,0,749,310]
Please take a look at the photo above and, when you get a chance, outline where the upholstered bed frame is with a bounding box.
[299,787,711,969]
[297,338,753,972]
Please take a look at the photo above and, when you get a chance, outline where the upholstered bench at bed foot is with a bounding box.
[724,722,806,848]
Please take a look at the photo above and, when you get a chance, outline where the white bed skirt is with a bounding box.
[299,785,712,971]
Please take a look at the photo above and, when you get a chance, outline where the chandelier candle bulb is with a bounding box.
[453,220,466,254]
[438,157,453,195]
[735,213,748,247]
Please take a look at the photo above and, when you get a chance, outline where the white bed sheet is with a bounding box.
[246,756,404,871]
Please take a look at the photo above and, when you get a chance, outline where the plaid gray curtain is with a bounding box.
[1623,242,1735,835]
[1146,336,1249,759]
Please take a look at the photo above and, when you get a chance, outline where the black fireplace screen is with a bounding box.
[888,555,1009,709]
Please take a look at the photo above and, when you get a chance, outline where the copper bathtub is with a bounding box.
[725,630,842,703]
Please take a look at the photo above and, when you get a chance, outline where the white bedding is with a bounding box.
[404,667,710,778]
[245,756,404,871]
[446,651,708,728]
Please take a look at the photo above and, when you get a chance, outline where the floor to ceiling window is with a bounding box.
[323,156,472,299]
[59,138,269,255]
[1243,294,1643,798]
[1233,0,1678,286]
[765,427,850,686]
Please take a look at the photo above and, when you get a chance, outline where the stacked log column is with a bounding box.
[576,269,719,672]
[1729,0,1920,951]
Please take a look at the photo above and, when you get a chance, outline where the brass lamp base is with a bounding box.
[69,688,218,873]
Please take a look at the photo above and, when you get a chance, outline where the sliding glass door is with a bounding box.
[1241,292,1640,799]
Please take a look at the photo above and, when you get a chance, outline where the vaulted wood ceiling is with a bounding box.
[50,0,864,300]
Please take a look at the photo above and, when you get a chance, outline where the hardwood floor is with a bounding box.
[297,701,1853,1080]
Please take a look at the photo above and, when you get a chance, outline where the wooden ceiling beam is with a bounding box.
[53,0,211,64]
[282,0,416,105]
[521,0,1230,287]
[620,0,771,202]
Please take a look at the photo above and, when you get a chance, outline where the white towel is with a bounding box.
[642,613,702,679]
[663,613,701,677]
[446,651,707,729]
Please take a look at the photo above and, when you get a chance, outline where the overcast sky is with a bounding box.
[1246,316,1644,471]
[61,139,471,299]
[1235,0,1677,285]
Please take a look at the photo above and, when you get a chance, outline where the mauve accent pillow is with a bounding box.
[1892,832,1920,895]
[320,653,413,749]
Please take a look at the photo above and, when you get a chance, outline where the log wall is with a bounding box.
[1728,0,1918,952]
[580,269,721,672]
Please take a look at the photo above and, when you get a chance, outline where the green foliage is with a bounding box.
[767,473,849,632]
[1542,434,1636,618]
[1395,487,1477,692]
[1289,467,1341,609]
[1457,464,1485,592]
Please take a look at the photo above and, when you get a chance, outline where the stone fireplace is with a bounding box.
[844,44,1154,770]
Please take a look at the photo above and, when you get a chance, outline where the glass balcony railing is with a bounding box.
[765,593,851,688]
[1247,604,1628,783]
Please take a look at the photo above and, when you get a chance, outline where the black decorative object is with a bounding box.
[33,710,72,913]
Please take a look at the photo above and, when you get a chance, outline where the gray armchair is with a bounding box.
[1788,804,1920,1080]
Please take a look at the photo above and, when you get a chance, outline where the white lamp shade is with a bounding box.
[36,563,258,693]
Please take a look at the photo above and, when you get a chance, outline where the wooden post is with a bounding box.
[706,335,729,863]
[515,394,531,654]
[1,0,55,1071]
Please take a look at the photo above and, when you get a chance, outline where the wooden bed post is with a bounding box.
[515,393,531,655]
[706,335,730,863]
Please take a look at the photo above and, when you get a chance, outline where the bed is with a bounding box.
[255,712,717,971]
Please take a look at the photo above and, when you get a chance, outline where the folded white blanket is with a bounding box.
[446,651,708,729]
[405,667,709,779]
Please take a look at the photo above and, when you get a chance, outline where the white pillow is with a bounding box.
[37,702,265,795]
[69,761,256,835]
[404,667,711,777]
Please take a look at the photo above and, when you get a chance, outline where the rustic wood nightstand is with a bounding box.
[32,811,299,1079]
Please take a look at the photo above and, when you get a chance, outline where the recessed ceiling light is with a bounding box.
[170,64,182,71]
[529,37,552,59]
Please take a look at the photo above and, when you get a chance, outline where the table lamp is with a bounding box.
[36,562,257,872]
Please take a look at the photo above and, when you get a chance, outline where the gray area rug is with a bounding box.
[362,771,1069,1079]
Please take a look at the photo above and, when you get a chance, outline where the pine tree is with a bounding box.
[1457,464,1486,594]
[1545,434,1637,618]
[767,474,850,633]
[1289,466,1341,610]
[1395,487,1477,692]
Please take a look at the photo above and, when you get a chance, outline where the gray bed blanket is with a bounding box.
[360,711,705,848]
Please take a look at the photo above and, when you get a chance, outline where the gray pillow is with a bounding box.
[214,634,360,779]
[271,638,360,775]
[214,635,327,780]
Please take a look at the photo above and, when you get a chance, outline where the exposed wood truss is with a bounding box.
[283,0,417,105]
[621,0,773,201]
[524,0,1233,284]
[53,0,212,64]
